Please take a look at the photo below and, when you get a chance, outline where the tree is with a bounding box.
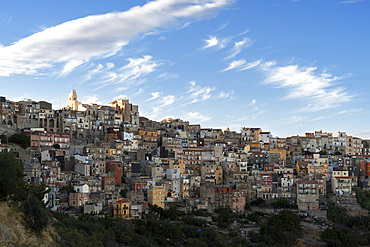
[273,197,290,208]
[120,188,127,198]
[251,197,266,206]
[0,152,26,201]
[8,133,30,149]
[269,209,301,233]
[321,226,358,247]
[327,205,347,223]
[52,143,61,149]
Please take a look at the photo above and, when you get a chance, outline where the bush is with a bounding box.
[8,133,30,149]
[327,205,347,223]
[247,212,261,222]
[251,198,266,206]
[21,195,49,234]
[321,226,358,247]
[273,197,290,209]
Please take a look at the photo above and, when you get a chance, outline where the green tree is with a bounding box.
[52,143,61,149]
[0,152,26,201]
[321,226,358,247]
[273,197,290,208]
[119,188,127,198]
[8,133,30,149]
[327,205,347,223]
[61,184,76,195]
[269,209,301,233]
[21,194,49,234]
[251,197,266,206]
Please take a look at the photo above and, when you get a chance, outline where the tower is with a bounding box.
[67,89,81,111]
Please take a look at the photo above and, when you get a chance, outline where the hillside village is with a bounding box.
[1,90,370,245]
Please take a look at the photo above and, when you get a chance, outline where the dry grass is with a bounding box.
[0,201,56,246]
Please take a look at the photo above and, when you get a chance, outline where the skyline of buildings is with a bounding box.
[1,0,369,139]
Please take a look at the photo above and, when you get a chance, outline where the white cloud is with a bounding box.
[222,59,246,72]
[0,0,234,77]
[186,81,215,104]
[239,60,261,71]
[183,112,212,122]
[81,94,104,105]
[226,37,253,59]
[213,21,229,32]
[247,99,256,106]
[216,90,234,99]
[265,65,352,111]
[260,60,276,71]
[202,35,230,50]
[113,95,129,101]
[146,91,162,101]
[157,72,179,80]
[150,95,176,118]
[94,55,159,90]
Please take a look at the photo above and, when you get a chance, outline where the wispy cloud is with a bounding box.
[82,62,115,82]
[225,37,254,59]
[213,21,229,32]
[222,59,264,72]
[222,59,246,71]
[80,94,105,105]
[0,0,234,77]
[113,95,129,101]
[239,60,262,71]
[202,35,231,50]
[265,65,352,111]
[146,91,162,101]
[182,112,212,122]
[247,99,256,106]
[216,90,234,99]
[260,61,276,71]
[157,72,179,80]
[186,81,215,104]
[150,95,176,118]
[94,55,160,90]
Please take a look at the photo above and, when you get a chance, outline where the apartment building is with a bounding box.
[296,180,319,211]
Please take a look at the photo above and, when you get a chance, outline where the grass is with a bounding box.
[0,201,56,246]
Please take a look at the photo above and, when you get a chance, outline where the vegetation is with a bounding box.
[253,209,301,246]
[120,188,128,198]
[213,206,236,229]
[8,133,30,149]
[246,211,264,222]
[251,198,266,206]
[356,191,370,211]
[50,211,248,247]
[52,143,61,149]
[0,152,25,201]
[321,226,357,247]
[327,205,347,223]
[0,152,50,234]
[273,197,290,208]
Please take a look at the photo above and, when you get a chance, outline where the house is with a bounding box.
[113,198,130,219]
[296,180,319,211]
[147,186,165,208]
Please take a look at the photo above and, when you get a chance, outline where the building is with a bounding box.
[147,186,165,209]
[113,198,130,219]
[296,180,319,211]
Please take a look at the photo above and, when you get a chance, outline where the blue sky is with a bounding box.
[1,0,369,138]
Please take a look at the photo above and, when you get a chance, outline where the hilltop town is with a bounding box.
[1,90,370,246]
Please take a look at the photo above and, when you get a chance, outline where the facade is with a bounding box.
[296,180,319,211]
[113,198,130,219]
[147,187,165,208]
